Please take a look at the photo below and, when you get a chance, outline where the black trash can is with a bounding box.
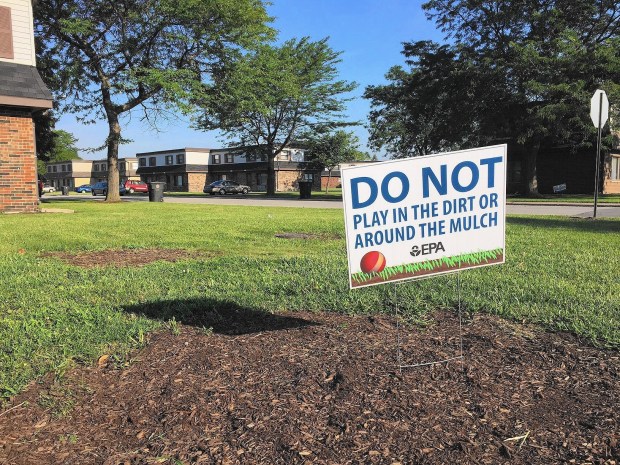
[299,181,312,199]
[61,186,69,196]
[148,182,166,202]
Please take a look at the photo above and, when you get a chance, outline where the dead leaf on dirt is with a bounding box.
[97,355,110,367]
[34,419,47,428]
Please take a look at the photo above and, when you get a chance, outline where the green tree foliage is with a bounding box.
[365,41,481,158]
[198,38,357,195]
[35,129,81,176]
[305,131,370,193]
[366,0,620,195]
[34,111,56,175]
[49,130,81,162]
[35,0,273,201]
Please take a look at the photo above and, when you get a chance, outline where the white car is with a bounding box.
[42,185,56,193]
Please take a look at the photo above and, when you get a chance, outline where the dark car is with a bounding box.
[203,180,251,195]
[124,180,149,194]
[75,184,92,193]
[91,182,126,196]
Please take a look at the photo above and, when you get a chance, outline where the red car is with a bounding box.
[124,180,149,194]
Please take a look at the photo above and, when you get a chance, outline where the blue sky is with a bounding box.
[57,0,444,160]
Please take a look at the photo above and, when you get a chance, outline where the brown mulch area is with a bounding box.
[41,248,208,268]
[0,310,618,465]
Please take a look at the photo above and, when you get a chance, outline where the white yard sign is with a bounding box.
[342,145,507,289]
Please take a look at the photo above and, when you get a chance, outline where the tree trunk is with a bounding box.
[266,145,276,196]
[523,141,541,197]
[105,116,121,202]
[325,169,332,194]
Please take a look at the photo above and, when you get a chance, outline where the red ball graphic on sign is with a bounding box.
[360,251,386,274]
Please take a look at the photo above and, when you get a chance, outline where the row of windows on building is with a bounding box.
[143,174,187,187]
[135,150,301,168]
[210,151,301,164]
[139,154,185,167]
[48,161,138,173]
[49,151,304,172]
[49,164,74,173]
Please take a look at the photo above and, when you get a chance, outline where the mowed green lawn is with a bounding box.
[1,201,619,399]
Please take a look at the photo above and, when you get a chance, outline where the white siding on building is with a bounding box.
[0,0,35,66]
[185,150,210,165]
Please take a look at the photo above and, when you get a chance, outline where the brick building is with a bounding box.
[136,147,319,193]
[206,147,319,192]
[45,157,139,189]
[0,0,53,213]
[135,148,210,192]
[604,150,620,194]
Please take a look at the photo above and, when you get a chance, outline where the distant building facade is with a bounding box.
[136,147,320,192]
[45,158,139,189]
[604,148,620,194]
[206,147,319,192]
[135,148,210,192]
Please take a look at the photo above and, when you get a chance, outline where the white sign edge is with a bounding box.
[341,144,508,290]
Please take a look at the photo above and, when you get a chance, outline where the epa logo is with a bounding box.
[410,241,445,257]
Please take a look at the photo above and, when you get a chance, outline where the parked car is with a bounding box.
[204,180,251,195]
[91,182,126,196]
[41,184,55,193]
[75,184,92,193]
[123,179,149,194]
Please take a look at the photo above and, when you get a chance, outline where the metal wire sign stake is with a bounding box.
[340,146,508,369]
[394,273,464,370]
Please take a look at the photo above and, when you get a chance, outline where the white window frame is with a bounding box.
[611,156,620,181]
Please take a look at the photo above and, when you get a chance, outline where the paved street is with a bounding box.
[43,194,620,217]
[505,203,620,218]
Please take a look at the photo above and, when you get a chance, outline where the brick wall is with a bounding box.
[0,108,38,213]
[603,155,620,194]
[277,171,321,191]
[276,171,301,191]
[187,172,207,192]
[321,175,342,190]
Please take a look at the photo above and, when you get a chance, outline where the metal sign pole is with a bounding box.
[594,92,603,219]
[395,274,464,370]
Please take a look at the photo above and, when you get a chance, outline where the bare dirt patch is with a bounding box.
[0,310,618,464]
[41,248,207,268]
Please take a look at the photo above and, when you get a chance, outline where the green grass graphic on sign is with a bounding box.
[351,248,504,287]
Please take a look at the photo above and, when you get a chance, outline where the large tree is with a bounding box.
[35,0,273,201]
[197,38,357,195]
[366,0,620,195]
[365,41,482,158]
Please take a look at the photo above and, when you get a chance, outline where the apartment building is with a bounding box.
[46,157,139,189]
[135,146,319,192]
